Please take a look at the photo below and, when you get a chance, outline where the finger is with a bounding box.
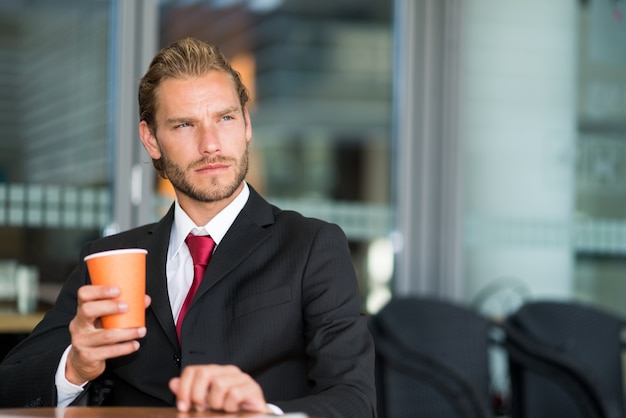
[169,377,181,396]
[70,322,146,372]
[170,377,193,413]
[206,369,245,411]
[72,339,140,364]
[175,367,202,412]
[74,286,125,329]
[218,375,267,413]
[67,337,141,383]
[190,367,228,412]
[77,285,121,302]
[240,399,270,414]
[77,300,129,327]
[90,326,147,346]
[144,294,152,308]
[71,327,146,358]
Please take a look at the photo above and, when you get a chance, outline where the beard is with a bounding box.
[158,143,249,203]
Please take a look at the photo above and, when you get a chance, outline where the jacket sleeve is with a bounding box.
[273,222,377,418]
[0,255,88,407]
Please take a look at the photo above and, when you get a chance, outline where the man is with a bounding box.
[0,38,376,417]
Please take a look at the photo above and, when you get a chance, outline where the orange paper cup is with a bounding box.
[84,248,148,329]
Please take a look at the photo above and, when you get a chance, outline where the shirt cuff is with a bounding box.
[267,403,284,415]
[55,345,88,406]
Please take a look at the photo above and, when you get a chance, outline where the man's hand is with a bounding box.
[169,364,270,414]
[66,285,151,385]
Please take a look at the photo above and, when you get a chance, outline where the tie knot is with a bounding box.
[185,233,215,267]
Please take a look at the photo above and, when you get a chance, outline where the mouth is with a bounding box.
[194,162,230,175]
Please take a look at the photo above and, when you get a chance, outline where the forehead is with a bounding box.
[154,71,240,114]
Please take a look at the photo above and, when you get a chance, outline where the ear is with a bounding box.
[244,108,252,143]
[139,121,162,159]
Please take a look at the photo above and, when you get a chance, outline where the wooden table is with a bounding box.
[0,407,311,418]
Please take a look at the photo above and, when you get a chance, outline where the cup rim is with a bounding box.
[84,248,148,262]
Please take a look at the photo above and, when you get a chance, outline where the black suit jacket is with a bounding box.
[0,187,376,417]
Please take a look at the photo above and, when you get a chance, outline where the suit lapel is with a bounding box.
[194,186,275,299]
[138,206,179,350]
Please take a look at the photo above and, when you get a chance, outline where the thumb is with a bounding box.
[240,399,270,413]
[168,377,180,395]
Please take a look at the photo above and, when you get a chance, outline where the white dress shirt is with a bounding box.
[167,183,249,323]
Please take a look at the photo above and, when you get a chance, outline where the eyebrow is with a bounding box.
[216,105,242,117]
[163,105,242,127]
[164,117,197,127]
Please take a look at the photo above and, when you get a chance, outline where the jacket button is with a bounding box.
[173,354,181,368]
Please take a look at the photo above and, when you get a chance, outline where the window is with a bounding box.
[158,0,395,313]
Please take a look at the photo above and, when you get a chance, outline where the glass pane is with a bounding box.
[575,0,626,315]
[0,1,113,318]
[460,0,626,319]
[158,0,394,313]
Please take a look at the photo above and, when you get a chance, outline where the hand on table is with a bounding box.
[66,285,151,385]
[169,364,271,414]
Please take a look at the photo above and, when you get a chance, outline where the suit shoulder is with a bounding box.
[271,206,346,237]
[85,222,158,254]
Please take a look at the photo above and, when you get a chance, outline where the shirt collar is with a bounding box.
[170,182,250,258]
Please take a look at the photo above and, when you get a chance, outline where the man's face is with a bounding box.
[140,71,252,204]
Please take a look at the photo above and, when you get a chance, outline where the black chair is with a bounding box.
[502,300,626,418]
[369,296,493,418]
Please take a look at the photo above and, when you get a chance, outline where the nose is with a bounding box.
[198,124,221,154]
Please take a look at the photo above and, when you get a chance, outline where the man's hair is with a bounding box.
[138,37,250,134]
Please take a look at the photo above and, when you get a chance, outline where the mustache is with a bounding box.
[188,156,236,170]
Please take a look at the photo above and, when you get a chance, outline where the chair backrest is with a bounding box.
[502,300,625,418]
[369,296,493,418]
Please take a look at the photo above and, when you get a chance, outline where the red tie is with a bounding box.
[176,233,215,342]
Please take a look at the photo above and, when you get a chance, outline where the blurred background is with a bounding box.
[0,0,624,339]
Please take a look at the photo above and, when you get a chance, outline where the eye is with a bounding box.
[175,122,191,129]
[222,115,234,121]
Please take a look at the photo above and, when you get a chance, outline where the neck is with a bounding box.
[176,182,244,226]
